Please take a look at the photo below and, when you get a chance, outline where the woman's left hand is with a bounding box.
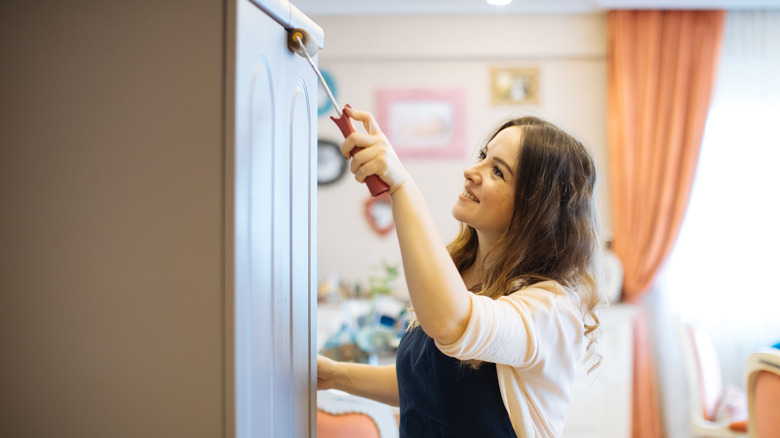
[340,106,408,195]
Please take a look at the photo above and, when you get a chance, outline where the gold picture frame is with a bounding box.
[490,67,540,106]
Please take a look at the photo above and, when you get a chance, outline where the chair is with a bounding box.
[676,317,748,437]
[317,390,399,438]
[745,349,780,438]
[317,410,381,438]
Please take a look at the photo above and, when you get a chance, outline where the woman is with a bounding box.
[318,106,604,437]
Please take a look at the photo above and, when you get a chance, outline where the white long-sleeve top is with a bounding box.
[435,280,585,438]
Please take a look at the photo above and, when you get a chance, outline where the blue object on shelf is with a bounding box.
[317,69,337,117]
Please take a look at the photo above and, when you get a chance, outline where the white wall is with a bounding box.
[313,14,609,292]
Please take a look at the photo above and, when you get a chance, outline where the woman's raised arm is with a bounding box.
[340,107,472,345]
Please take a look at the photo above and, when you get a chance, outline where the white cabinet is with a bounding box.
[563,304,636,438]
[232,1,320,437]
[0,1,320,437]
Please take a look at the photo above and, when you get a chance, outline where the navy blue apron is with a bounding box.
[396,326,518,437]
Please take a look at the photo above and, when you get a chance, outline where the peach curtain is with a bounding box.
[607,10,725,438]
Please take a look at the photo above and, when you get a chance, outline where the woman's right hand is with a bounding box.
[316,354,338,390]
[340,106,409,195]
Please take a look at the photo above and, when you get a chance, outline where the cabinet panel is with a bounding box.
[562,304,635,438]
[248,55,275,434]
[233,1,317,437]
[270,49,293,437]
[0,0,317,436]
[290,79,315,438]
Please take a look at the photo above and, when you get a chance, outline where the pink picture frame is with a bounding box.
[376,89,467,160]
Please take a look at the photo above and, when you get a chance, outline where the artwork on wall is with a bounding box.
[364,193,394,236]
[317,69,338,117]
[490,67,540,106]
[376,88,467,160]
[317,139,347,186]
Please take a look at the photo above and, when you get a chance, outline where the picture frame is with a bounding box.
[376,88,467,160]
[364,193,394,237]
[490,67,540,106]
[317,139,348,186]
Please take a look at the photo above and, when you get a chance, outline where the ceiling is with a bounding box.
[293,0,780,16]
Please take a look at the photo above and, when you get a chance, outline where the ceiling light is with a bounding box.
[487,0,512,5]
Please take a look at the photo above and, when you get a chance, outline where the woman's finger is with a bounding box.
[345,105,381,135]
[350,147,406,192]
[349,147,386,184]
[354,161,386,185]
[349,146,382,176]
[340,132,385,159]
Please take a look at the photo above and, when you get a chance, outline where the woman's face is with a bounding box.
[452,126,522,240]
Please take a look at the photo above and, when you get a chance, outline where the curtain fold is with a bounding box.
[606,10,725,438]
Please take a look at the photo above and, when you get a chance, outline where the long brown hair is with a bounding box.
[448,116,603,370]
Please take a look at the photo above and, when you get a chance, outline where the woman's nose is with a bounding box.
[464,164,481,183]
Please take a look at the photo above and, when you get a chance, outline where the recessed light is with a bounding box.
[487,0,512,5]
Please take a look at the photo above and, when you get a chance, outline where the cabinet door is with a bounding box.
[562,305,635,438]
[232,1,317,436]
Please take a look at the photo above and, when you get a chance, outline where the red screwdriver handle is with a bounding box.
[330,104,390,198]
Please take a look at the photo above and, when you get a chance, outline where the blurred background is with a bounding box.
[301,2,780,437]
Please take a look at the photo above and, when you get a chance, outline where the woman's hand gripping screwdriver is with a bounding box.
[291,31,389,196]
[338,106,408,196]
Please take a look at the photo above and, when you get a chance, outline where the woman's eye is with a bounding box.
[478,150,486,160]
[492,167,504,179]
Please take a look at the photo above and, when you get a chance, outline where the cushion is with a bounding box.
[317,410,381,438]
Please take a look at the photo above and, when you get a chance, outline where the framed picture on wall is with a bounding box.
[376,88,467,160]
[317,139,347,186]
[490,67,540,106]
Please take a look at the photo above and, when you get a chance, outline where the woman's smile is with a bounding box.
[461,187,479,203]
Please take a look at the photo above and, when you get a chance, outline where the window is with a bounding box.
[663,11,780,388]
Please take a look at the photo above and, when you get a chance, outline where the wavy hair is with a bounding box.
[448,116,604,371]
